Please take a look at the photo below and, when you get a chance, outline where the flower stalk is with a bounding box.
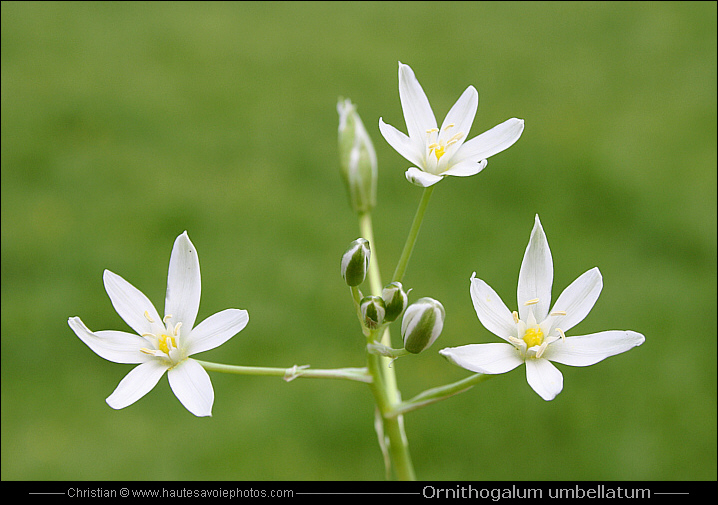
[392,186,434,283]
[386,372,493,418]
[195,360,372,383]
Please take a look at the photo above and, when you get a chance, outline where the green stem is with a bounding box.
[391,186,434,284]
[196,360,372,383]
[365,339,416,481]
[358,212,383,305]
[358,210,415,481]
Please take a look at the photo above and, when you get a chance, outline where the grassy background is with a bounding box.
[2,1,715,481]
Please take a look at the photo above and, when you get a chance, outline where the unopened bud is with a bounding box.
[381,281,408,323]
[401,297,445,354]
[338,98,377,214]
[341,238,370,286]
[360,295,386,330]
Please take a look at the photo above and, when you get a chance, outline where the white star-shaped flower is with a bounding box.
[68,231,249,416]
[439,215,644,400]
[379,62,525,187]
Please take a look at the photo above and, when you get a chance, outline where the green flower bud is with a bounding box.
[381,281,408,323]
[360,295,386,330]
[337,98,377,214]
[401,297,445,354]
[341,238,370,286]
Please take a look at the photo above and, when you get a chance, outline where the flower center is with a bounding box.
[427,124,464,163]
[140,314,183,362]
[431,142,447,160]
[158,333,177,354]
[522,326,544,348]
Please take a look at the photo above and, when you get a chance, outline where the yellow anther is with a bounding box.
[512,311,519,324]
[551,310,567,316]
[144,311,155,323]
[524,298,540,306]
[442,123,455,130]
[163,314,173,324]
[447,132,464,145]
[140,347,155,355]
[173,322,182,336]
[556,328,566,341]
[426,128,439,134]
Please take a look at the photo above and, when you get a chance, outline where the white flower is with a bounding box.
[439,215,644,401]
[379,62,525,187]
[68,231,249,416]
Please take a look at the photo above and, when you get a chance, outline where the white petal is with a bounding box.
[167,358,214,417]
[439,343,524,374]
[518,215,553,321]
[106,360,168,410]
[441,158,488,178]
[405,167,443,187]
[398,62,437,140]
[185,309,249,356]
[379,118,424,168]
[469,274,516,341]
[525,358,563,400]
[543,330,645,367]
[548,267,602,333]
[165,231,201,335]
[69,316,149,364]
[440,85,478,141]
[103,270,162,336]
[454,118,525,164]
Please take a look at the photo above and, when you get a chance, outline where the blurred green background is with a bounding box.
[2,1,716,481]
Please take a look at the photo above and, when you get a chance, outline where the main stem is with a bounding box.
[359,202,432,481]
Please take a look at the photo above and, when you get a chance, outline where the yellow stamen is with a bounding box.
[524,298,540,306]
[426,128,439,134]
[144,311,154,323]
[551,310,567,316]
[556,328,566,341]
[512,311,519,324]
